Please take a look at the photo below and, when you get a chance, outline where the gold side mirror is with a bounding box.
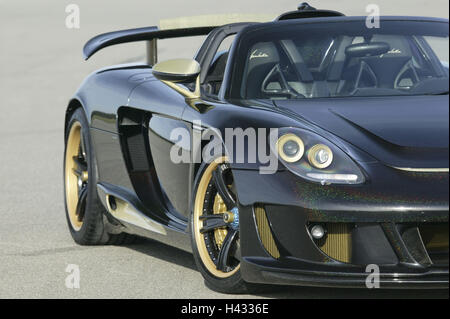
[153,59,201,99]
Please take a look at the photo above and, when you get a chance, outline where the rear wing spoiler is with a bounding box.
[83,14,273,65]
[83,26,216,62]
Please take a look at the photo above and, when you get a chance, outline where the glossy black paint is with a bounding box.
[66,16,449,288]
[274,96,449,168]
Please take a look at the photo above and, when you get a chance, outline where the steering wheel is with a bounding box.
[261,64,305,99]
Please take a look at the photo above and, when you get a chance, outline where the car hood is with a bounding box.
[274,95,449,169]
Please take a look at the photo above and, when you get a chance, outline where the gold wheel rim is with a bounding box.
[65,122,86,231]
[193,157,240,278]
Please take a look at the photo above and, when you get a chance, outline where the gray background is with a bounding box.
[0,0,448,298]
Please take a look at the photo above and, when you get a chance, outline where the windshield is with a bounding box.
[230,19,449,100]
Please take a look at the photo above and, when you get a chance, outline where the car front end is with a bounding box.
[234,162,448,288]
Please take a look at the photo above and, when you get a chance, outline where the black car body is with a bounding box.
[64,5,449,291]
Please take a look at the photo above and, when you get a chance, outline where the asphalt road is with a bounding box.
[0,0,448,299]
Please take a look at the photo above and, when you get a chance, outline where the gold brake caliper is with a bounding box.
[213,194,228,248]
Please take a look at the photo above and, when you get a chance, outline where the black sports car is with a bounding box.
[64,3,449,293]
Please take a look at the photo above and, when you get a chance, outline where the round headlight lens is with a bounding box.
[308,144,333,169]
[283,140,300,157]
[277,134,305,163]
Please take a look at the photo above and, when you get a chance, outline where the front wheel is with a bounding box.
[190,157,248,293]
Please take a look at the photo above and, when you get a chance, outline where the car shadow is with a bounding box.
[125,238,197,271]
[124,239,448,299]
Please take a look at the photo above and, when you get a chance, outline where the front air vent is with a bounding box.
[315,223,352,263]
[254,206,281,259]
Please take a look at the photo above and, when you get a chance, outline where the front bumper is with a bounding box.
[233,164,449,289]
[241,257,449,289]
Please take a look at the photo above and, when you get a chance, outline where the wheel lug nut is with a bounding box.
[223,212,234,223]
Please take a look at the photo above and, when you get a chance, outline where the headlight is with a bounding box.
[274,128,365,185]
[308,144,333,169]
[277,133,305,163]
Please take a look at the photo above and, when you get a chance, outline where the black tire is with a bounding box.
[190,157,248,294]
[63,108,137,245]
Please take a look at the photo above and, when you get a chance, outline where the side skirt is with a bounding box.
[97,183,192,253]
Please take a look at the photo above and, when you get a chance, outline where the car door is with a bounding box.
[127,78,193,222]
